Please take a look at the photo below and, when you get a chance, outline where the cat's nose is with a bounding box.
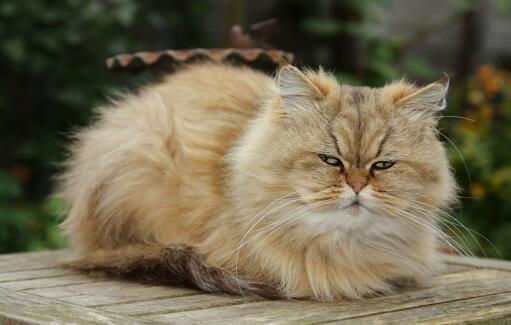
[350,182,367,194]
[346,169,368,194]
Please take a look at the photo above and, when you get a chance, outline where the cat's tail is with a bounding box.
[64,243,280,299]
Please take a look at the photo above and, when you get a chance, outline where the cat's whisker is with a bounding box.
[380,201,481,267]
[400,201,482,257]
[386,209,472,263]
[240,202,320,288]
[380,205,463,259]
[234,195,303,255]
[233,192,302,295]
[380,203,452,245]
[247,200,331,248]
[437,130,473,188]
[256,200,334,239]
[372,191,473,255]
[406,196,502,259]
[383,193,499,258]
[237,191,302,248]
[440,115,476,123]
[249,203,317,244]
[244,200,335,271]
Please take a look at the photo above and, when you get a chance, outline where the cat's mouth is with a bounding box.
[349,201,361,208]
[345,195,361,206]
[346,201,364,210]
[342,197,374,213]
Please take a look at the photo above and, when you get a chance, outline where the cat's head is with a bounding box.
[230,65,457,237]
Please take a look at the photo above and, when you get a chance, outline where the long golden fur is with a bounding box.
[58,63,456,301]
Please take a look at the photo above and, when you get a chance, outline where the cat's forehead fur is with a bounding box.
[326,85,402,166]
[280,66,449,164]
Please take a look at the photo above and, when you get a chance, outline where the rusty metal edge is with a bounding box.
[106,48,294,70]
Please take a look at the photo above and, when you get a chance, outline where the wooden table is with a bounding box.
[0,250,510,324]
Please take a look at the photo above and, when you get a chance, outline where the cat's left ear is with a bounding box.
[395,74,449,118]
[276,65,324,116]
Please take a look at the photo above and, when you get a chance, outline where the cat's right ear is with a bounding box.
[276,65,323,116]
[394,74,449,120]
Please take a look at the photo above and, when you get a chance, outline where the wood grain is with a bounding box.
[1,250,510,324]
[324,292,511,324]
[0,287,152,325]
[100,293,257,316]
[27,281,200,306]
[0,267,76,282]
[444,254,511,271]
[438,262,473,275]
[0,274,102,290]
[0,250,67,272]
[144,270,511,324]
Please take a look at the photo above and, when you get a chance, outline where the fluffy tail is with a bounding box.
[64,243,280,299]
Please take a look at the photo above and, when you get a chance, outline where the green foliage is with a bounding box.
[0,170,64,253]
[299,0,433,85]
[441,66,511,258]
[0,0,208,253]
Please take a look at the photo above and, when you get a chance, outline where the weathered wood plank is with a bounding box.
[100,293,258,316]
[0,287,153,325]
[1,250,510,324]
[0,267,76,282]
[26,280,199,306]
[439,262,473,274]
[0,250,67,272]
[144,270,511,324]
[0,274,103,291]
[326,292,511,324]
[444,254,511,271]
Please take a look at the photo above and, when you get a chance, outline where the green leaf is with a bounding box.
[401,56,435,79]
[0,171,23,202]
[2,38,25,62]
[302,18,342,36]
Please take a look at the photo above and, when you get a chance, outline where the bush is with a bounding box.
[442,65,511,258]
[0,0,208,253]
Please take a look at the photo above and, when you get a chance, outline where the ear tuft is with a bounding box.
[277,65,323,100]
[276,65,324,116]
[386,80,417,104]
[397,73,450,117]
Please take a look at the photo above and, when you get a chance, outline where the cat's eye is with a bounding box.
[372,161,395,170]
[318,154,343,167]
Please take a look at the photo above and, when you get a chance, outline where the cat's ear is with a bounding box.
[395,74,449,119]
[276,65,324,115]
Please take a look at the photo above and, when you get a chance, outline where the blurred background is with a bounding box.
[0,0,510,258]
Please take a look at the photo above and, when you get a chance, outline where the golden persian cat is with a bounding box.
[57,63,457,301]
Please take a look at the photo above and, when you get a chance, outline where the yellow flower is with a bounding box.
[467,90,485,106]
[490,167,511,190]
[478,104,493,122]
[477,65,501,96]
[470,182,486,199]
[477,65,495,79]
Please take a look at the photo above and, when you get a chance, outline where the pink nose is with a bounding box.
[349,182,367,194]
[346,169,368,194]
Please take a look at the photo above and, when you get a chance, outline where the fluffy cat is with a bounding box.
[58,63,457,301]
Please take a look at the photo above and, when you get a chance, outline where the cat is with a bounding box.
[57,63,457,301]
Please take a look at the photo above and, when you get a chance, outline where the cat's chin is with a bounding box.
[296,204,382,237]
[296,203,399,237]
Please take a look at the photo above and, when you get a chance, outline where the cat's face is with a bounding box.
[232,66,457,236]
